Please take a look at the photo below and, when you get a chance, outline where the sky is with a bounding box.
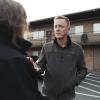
[15,0,100,22]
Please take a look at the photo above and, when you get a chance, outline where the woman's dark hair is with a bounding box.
[0,0,27,46]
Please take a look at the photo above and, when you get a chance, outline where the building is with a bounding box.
[27,8,100,72]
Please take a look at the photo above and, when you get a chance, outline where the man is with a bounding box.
[35,16,87,100]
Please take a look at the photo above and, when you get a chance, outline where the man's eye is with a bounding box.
[54,26,57,28]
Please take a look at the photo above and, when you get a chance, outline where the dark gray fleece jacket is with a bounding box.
[37,36,87,99]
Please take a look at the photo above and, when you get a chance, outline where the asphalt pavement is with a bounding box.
[38,72,100,100]
[75,73,100,100]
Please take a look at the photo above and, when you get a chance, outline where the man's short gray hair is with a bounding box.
[54,15,70,28]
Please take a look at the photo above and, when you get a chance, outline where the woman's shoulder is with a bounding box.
[0,44,24,60]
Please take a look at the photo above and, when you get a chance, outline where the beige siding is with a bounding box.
[83,46,93,71]
[93,46,100,72]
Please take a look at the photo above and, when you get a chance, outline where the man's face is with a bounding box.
[54,19,70,39]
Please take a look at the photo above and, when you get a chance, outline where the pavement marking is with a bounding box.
[76,73,100,99]
[85,78,100,83]
[89,73,100,77]
[83,81,100,87]
[87,76,100,80]
[86,73,91,76]
[76,92,100,99]
[78,85,100,94]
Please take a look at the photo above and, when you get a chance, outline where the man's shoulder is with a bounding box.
[71,42,83,51]
[43,41,54,51]
[72,42,80,47]
[44,41,54,47]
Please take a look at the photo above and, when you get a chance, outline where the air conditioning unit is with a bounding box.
[81,33,88,43]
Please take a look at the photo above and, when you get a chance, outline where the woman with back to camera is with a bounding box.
[0,0,49,100]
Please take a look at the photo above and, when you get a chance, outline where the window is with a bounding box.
[70,25,83,35]
[32,31,44,39]
[93,23,100,33]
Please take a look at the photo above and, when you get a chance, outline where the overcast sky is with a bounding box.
[15,0,100,22]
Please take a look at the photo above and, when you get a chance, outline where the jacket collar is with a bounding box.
[16,36,32,53]
[54,35,71,48]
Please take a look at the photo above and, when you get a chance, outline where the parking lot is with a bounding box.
[38,73,100,100]
[75,73,100,100]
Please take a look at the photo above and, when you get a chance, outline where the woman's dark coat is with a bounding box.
[0,37,48,100]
